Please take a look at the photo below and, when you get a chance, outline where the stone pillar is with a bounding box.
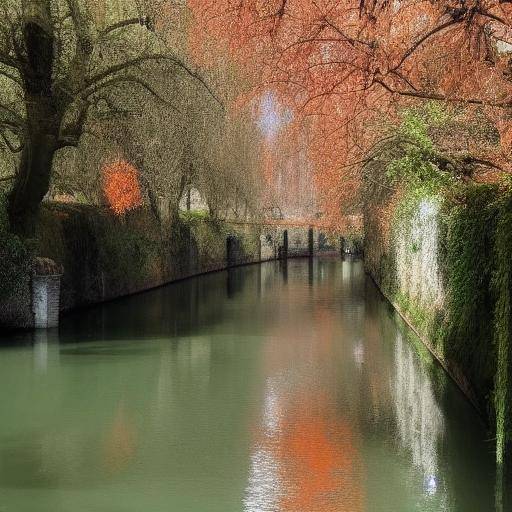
[308,227,314,256]
[278,230,288,260]
[32,258,63,329]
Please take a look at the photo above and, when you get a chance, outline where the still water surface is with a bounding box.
[0,259,503,511]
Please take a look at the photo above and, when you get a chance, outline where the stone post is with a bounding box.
[308,227,314,257]
[32,258,63,329]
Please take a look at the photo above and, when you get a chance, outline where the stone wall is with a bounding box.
[364,182,512,465]
[1,205,322,330]
[0,205,351,332]
[35,205,268,314]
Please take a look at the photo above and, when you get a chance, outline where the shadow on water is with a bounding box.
[0,258,508,511]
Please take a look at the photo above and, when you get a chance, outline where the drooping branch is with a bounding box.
[376,134,506,176]
[374,78,512,108]
[392,18,460,71]
[84,74,183,115]
[82,54,223,108]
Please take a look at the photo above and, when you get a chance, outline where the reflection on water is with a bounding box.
[393,333,447,509]
[0,259,504,511]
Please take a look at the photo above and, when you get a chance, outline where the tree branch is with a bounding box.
[101,18,145,37]
[85,74,183,114]
[374,78,512,108]
[0,130,23,153]
[392,18,459,71]
[323,17,375,48]
[82,54,223,108]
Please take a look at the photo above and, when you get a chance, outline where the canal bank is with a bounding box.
[364,179,512,471]
[0,201,348,331]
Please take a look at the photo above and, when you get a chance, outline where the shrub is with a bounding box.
[0,194,31,299]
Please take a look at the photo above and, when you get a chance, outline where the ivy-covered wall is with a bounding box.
[35,204,265,313]
[363,102,512,466]
[365,181,512,466]
[0,194,32,328]
[0,204,267,330]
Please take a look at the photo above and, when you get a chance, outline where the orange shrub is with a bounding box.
[102,158,143,215]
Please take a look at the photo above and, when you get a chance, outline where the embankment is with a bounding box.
[0,203,345,330]
[365,181,512,464]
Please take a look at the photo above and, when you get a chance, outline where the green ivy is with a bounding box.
[0,194,31,299]
[441,184,499,404]
[366,100,512,463]
[385,103,455,193]
[389,179,512,464]
[492,191,512,465]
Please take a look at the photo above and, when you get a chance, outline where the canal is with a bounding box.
[0,259,503,511]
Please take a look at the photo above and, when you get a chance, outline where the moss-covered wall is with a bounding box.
[365,181,512,466]
[2,206,334,332]
[0,204,265,330]
[0,194,32,329]
[33,204,265,314]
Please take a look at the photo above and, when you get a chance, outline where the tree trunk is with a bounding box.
[8,2,58,238]
[8,102,59,237]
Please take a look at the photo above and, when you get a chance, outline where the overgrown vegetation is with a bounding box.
[0,194,30,299]
[385,103,452,190]
[492,192,512,465]
[365,105,512,464]
[441,184,499,400]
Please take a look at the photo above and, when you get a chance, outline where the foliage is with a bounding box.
[189,1,512,226]
[441,184,512,463]
[441,184,499,398]
[0,0,261,236]
[491,190,512,465]
[102,159,143,215]
[180,211,228,267]
[179,210,211,223]
[386,106,445,183]
[0,193,30,299]
[371,173,512,463]
[97,219,162,287]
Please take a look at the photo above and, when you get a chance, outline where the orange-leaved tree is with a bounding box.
[102,158,143,215]
[188,0,512,227]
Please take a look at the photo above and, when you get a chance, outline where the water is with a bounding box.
[0,259,504,511]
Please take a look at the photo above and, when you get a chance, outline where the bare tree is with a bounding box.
[0,0,219,236]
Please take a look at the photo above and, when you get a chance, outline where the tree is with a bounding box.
[89,58,264,224]
[189,0,512,226]
[102,158,142,215]
[0,0,219,236]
